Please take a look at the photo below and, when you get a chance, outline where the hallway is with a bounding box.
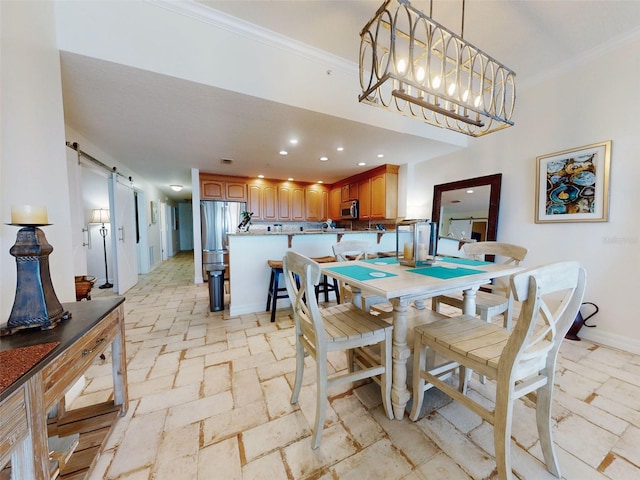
[81,251,640,479]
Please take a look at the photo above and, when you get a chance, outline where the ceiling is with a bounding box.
[59,1,640,201]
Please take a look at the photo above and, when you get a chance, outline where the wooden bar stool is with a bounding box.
[310,256,340,304]
[266,259,289,322]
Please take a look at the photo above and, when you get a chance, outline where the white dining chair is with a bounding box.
[283,251,394,449]
[411,261,586,480]
[332,240,390,312]
[432,241,528,330]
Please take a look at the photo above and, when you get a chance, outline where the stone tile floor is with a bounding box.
[80,251,640,479]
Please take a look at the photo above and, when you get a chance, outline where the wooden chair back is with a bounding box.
[332,240,375,261]
[506,261,586,380]
[282,251,325,354]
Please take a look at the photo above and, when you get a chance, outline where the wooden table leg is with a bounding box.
[390,298,411,419]
[462,285,479,315]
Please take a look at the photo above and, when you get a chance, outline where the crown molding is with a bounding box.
[149,0,357,74]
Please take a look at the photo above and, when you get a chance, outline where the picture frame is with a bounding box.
[535,140,611,223]
[150,201,158,224]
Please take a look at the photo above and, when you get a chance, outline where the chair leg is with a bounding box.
[381,331,393,420]
[266,269,276,311]
[290,337,305,405]
[536,381,561,477]
[312,357,329,449]
[431,297,440,312]
[493,387,515,480]
[270,270,280,322]
[410,341,428,421]
[332,278,340,304]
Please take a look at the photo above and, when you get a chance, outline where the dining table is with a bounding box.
[321,255,524,419]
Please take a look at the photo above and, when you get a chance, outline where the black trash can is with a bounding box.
[208,268,225,312]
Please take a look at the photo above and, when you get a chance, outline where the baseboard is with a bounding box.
[578,328,640,355]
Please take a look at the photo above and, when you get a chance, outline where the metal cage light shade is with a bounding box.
[90,208,110,224]
[359,0,516,137]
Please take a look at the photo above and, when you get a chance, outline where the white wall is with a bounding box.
[1,1,75,320]
[408,33,640,353]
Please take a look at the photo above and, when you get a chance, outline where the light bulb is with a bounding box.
[397,59,407,75]
[416,67,426,82]
[447,83,456,96]
[474,95,482,108]
[462,89,470,102]
[432,75,441,89]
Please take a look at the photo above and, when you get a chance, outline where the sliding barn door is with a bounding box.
[109,173,138,294]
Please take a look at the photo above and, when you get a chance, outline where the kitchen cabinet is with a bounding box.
[305,185,328,221]
[247,181,276,221]
[358,178,371,219]
[329,187,341,220]
[200,176,247,202]
[357,165,398,220]
[341,182,358,202]
[278,185,305,221]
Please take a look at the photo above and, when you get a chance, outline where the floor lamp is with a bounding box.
[90,208,113,289]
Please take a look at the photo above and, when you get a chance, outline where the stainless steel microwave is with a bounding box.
[340,200,358,220]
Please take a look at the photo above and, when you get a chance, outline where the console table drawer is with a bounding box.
[43,309,120,410]
[0,385,29,468]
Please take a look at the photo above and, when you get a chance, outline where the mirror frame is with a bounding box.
[431,173,502,242]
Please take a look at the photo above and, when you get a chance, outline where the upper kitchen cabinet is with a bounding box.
[332,164,399,220]
[329,187,341,220]
[247,180,277,221]
[201,174,247,202]
[305,185,328,221]
[278,184,305,221]
[341,182,358,202]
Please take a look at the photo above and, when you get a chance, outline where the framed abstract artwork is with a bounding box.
[535,141,611,223]
[150,201,158,224]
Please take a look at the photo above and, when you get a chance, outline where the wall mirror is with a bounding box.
[431,174,502,255]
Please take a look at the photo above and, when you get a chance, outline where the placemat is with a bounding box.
[440,256,492,266]
[0,341,60,393]
[325,265,397,281]
[362,257,399,265]
[408,265,481,279]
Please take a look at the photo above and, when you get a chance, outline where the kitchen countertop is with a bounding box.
[229,229,390,236]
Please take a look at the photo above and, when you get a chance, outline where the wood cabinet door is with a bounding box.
[329,187,341,220]
[370,174,386,219]
[247,183,263,219]
[305,187,323,221]
[201,180,224,200]
[291,187,305,221]
[278,185,291,220]
[263,184,278,221]
[226,182,247,202]
[359,178,371,219]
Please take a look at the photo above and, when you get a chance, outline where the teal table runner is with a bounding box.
[325,265,397,281]
[408,265,481,279]
[440,256,492,267]
[362,257,399,265]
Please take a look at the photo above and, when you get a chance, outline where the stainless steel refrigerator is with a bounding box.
[201,200,246,279]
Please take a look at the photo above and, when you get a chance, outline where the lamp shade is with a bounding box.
[90,208,110,224]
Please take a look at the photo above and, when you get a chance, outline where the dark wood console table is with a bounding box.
[1,297,127,479]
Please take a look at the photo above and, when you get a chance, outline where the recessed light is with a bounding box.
[287,177,294,181]
[170,185,183,192]
[258,174,264,179]
[336,147,344,152]
[377,154,384,158]
[466,189,474,194]
[358,162,366,166]
[317,180,323,184]
[289,139,298,145]
[279,150,288,155]
[319,156,329,161]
